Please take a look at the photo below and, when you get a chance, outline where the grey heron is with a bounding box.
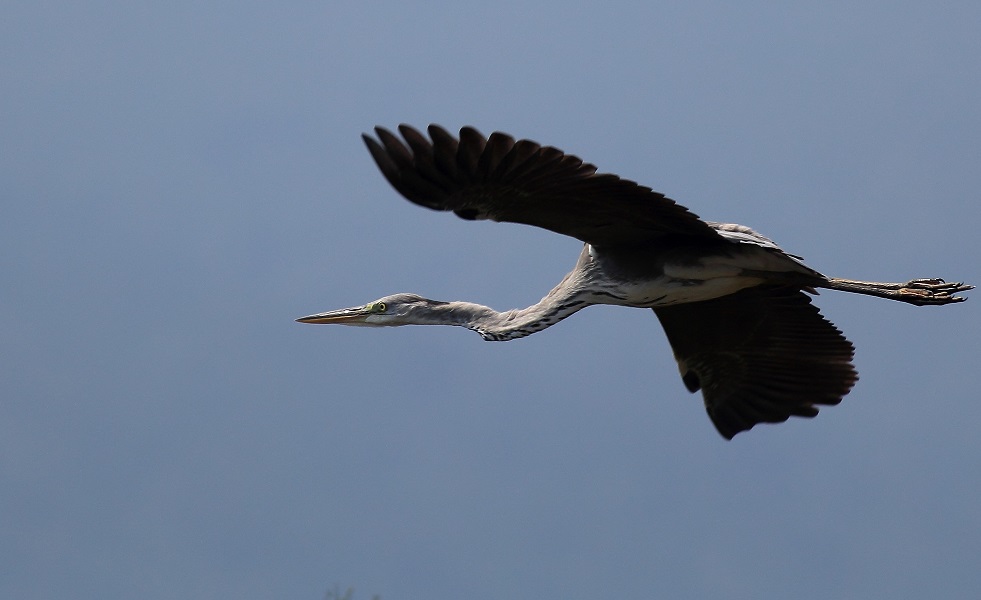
[298,124,971,439]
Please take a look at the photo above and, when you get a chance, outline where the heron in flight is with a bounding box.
[299,124,971,439]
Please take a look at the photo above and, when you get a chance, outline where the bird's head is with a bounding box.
[296,293,451,327]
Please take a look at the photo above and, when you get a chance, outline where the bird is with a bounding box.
[298,124,972,439]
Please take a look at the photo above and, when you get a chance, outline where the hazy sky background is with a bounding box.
[3,2,980,599]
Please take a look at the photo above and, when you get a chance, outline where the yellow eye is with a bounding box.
[367,302,387,313]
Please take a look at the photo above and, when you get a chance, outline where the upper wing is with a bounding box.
[363,124,722,248]
[652,286,857,439]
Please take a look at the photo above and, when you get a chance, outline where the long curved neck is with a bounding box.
[439,249,603,341]
[460,294,590,342]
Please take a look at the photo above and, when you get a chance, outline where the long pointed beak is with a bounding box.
[296,306,371,324]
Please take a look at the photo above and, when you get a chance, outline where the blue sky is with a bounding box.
[3,2,980,598]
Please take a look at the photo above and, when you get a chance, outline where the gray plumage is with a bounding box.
[299,124,971,439]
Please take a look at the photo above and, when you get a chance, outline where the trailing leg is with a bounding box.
[821,277,973,306]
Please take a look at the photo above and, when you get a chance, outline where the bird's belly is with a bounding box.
[587,242,812,307]
[612,275,765,307]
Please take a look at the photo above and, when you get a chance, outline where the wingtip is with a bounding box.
[427,123,453,139]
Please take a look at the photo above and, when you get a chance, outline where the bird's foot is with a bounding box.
[897,278,973,305]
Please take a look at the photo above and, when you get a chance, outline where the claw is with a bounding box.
[898,279,972,305]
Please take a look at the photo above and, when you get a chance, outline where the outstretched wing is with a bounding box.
[363,124,722,248]
[653,286,857,439]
